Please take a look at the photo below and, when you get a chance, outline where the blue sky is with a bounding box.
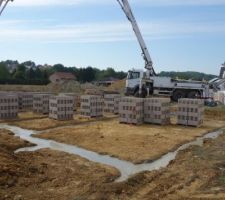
[0,0,225,75]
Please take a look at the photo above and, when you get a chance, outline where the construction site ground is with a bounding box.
[1,106,225,199]
[35,117,225,164]
[9,114,116,131]
[0,129,119,200]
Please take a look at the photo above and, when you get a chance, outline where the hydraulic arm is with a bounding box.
[117,0,156,76]
[0,0,13,16]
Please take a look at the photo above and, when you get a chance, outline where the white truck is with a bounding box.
[117,0,210,101]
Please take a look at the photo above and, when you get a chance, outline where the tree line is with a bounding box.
[0,60,217,85]
[0,61,127,85]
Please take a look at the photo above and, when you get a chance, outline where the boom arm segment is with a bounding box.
[0,0,13,16]
[117,0,156,76]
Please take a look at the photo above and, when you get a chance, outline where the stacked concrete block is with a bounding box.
[49,96,74,120]
[104,94,121,114]
[119,97,144,125]
[33,94,52,114]
[0,94,18,119]
[60,93,80,111]
[18,92,34,111]
[177,98,204,127]
[80,95,103,117]
[144,98,170,125]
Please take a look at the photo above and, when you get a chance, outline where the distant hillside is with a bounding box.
[158,71,217,81]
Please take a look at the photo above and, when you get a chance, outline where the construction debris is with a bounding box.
[49,96,74,120]
[177,98,204,127]
[104,94,121,114]
[144,98,170,125]
[80,95,103,117]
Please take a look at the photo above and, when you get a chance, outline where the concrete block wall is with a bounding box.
[0,94,18,119]
[177,98,204,127]
[144,98,170,125]
[60,93,80,110]
[49,96,74,120]
[80,95,103,117]
[33,94,51,114]
[104,94,121,114]
[18,92,34,111]
[119,97,144,125]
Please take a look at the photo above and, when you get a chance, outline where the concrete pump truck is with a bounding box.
[117,0,210,101]
[0,0,13,16]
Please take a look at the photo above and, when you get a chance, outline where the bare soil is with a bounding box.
[84,129,225,200]
[0,112,46,124]
[0,129,119,200]
[9,115,100,131]
[35,118,225,164]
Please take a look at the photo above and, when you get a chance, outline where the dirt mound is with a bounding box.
[47,80,82,93]
[108,79,126,94]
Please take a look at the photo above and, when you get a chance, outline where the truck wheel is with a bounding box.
[187,91,201,99]
[172,90,185,102]
[134,89,147,98]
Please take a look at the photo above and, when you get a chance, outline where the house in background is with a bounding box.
[49,72,76,84]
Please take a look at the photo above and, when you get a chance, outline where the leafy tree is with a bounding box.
[0,62,10,79]
[13,64,26,80]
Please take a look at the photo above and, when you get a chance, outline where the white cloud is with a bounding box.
[11,0,225,7]
[0,20,225,43]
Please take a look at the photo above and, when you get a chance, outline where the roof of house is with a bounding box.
[50,72,75,80]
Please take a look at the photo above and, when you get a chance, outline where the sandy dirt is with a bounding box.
[0,129,119,200]
[35,117,225,164]
[9,115,102,131]
[82,130,225,200]
[0,112,46,124]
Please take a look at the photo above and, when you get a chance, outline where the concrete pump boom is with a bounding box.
[0,0,13,16]
[117,0,156,76]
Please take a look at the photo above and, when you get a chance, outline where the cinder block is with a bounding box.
[119,97,144,125]
[104,94,121,114]
[177,98,204,127]
[0,93,18,119]
[80,95,103,117]
[49,95,74,120]
[144,98,170,125]
[33,94,52,114]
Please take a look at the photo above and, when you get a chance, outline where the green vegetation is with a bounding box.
[0,60,218,85]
